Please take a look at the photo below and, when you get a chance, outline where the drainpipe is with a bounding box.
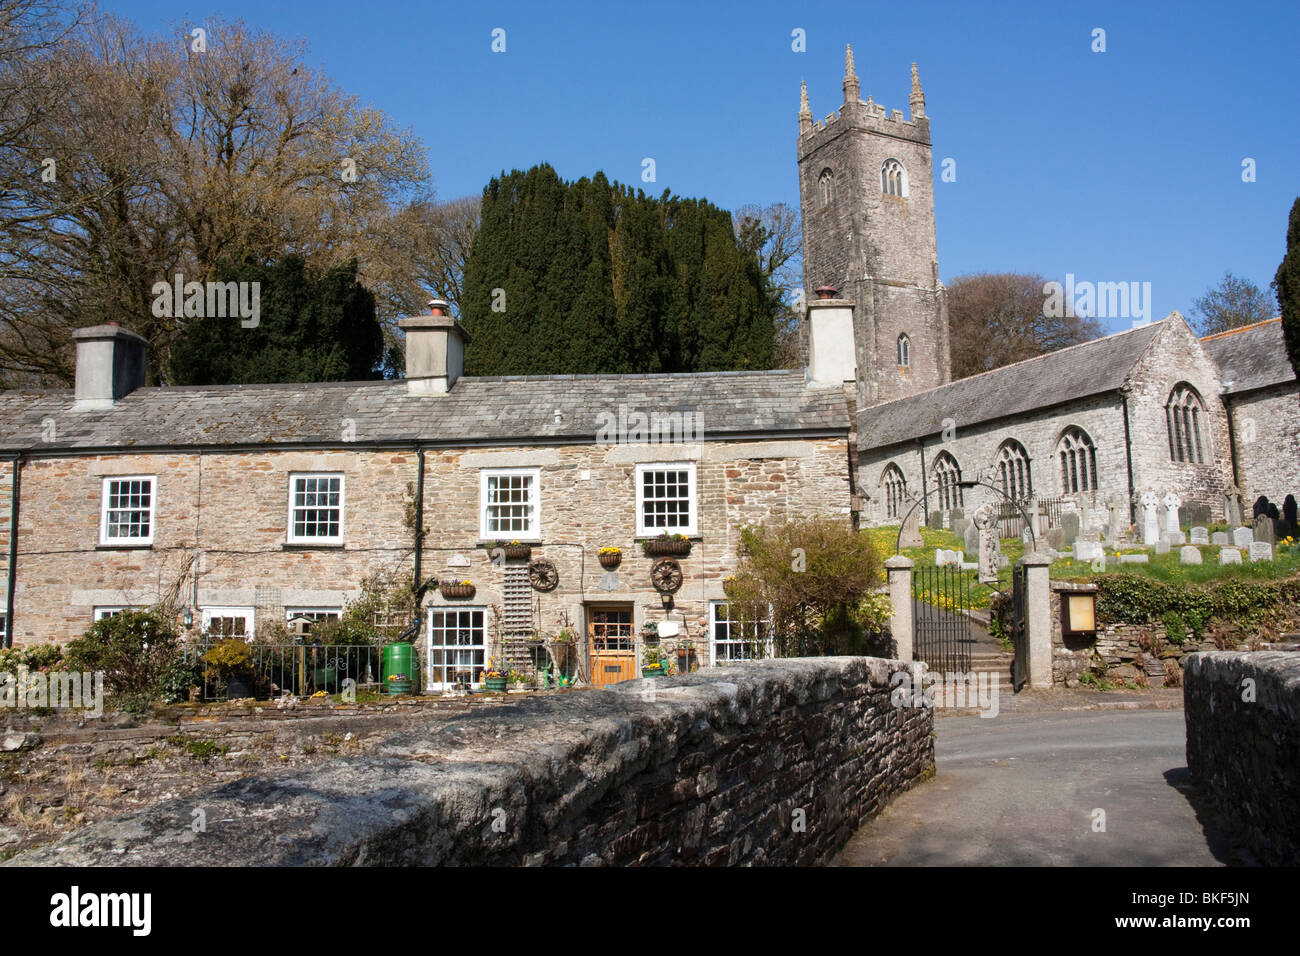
[5,454,21,648]
[1224,399,1241,489]
[412,443,426,593]
[1121,395,1136,526]
[917,439,928,521]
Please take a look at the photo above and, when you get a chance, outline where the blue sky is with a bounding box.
[103,0,1299,332]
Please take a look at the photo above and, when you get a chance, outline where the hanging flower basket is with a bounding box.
[643,535,691,557]
[598,547,622,570]
[495,541,532,561]
[440,581,476,600]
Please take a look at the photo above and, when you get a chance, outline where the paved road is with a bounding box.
[833,709,1240,866]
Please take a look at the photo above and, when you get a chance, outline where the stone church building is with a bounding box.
[0,47,1293,684]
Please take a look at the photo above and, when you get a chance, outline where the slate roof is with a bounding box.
[1200,317,1294,394]
[856,320,1164,451]
[0,370,849,454]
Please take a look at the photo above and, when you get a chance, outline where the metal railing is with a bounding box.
[183,641,388,701]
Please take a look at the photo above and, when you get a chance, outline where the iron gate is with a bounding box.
[1010,561,1028,691]
[912,564,974,673]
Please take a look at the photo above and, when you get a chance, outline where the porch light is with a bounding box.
[183,607,193,628]
[1061,592,1097,637]
[660,592,673,611]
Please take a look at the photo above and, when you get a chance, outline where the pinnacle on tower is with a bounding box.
[843,44,861,103]
[799,79,813,133]
[910,62,926,119]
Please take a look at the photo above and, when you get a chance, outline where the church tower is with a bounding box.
[798,48,951,408]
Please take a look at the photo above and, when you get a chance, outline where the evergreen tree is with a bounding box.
[168,257,383,385]
[460,165,776,375]
[1275,197,1300,380]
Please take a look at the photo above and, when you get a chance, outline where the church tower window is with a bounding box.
[996,440,1033,502]
[1057,427,1098,494]
[1166,384,1207,464]
[819,168,834,208]
[881,158,907,197]
[897,333,911,367]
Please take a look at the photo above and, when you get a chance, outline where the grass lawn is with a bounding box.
[866,525,1300,610]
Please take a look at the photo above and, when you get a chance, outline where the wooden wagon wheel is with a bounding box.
[650,557,683,593]
[528,559,559,592]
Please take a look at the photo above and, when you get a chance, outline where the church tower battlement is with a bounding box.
[798,47,951,408]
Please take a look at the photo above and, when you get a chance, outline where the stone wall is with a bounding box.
[2,436,850,648]
[1226,381,1300,508]
[7,657,935,867]
[1183,651,1300,865]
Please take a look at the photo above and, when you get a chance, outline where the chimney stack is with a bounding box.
[806,287,857,385]
[71,323,148,410]
[398,299,471,395]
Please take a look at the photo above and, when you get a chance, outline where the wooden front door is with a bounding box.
[588,606,636,688]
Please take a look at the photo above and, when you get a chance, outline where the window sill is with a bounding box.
[283,542,346,550]
[97,542,153,550]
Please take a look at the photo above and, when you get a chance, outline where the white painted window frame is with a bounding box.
[93,606,144,621]
[99,475,156,546]
[201,606,256,639]
[426,606,487,692]
[709,601,773,666]
[479,468,541,542]
[635,461,698,537]
[286,473,345,545]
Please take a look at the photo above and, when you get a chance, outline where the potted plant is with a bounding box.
[642,644,665,677]
[495,540,532,561]
[483,660,508,692]
[642,532,691,557]
[675,639,697,673]
[440,579,476,599]
[722,574,737,597]
[508,669,531,692]
[598,546,622,570]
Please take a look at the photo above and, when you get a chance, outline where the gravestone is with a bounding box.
[964,521,980,557]
[1254,514,1277,546]
[1155,538,1170,555]
[1141,491,1161,546]
[951,517,970,540]
[1179,546,1202,565]
[900,509,923,548]
[1062,512,1080,546]
[1119,553,1149,564]
[1218,548,1242,566]
[1233,527,1254,549]
[1027,499,1041,536]
[949,507,964,529]
[1183,502,1211,529]
[1250,541,1274,562]
[1211,531,1229,546]
[974,506,1000,585]
[1162,530,1186,546]
[1224,487,1243,528]
[1189,526,1209,545]
[1074,541,1103,562]
[1045,527,1065,552]
[1162,491,1182,536]
[1107,498,1126,540]
[927,511,944,531]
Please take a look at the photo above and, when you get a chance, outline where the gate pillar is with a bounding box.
[1021,553,1053,688]
[884,555,914,663]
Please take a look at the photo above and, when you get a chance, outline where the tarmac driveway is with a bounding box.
[832,709,1240,866]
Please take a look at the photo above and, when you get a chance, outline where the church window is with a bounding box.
[881,158,907,197]
[897,333,911,367]
[1166,384,1207,464]
[996,440,1033,502]
[882,464,907,521]
[1057,427,1098,494]
[819,169,834,208]
[932,452,962,511]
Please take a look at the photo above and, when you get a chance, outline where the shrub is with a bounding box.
[1161,611,1187,645]
[0,643,65,673]
[64,609,183,712]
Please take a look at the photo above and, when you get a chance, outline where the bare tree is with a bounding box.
[735,202,802,368]
[946,272,1102,380]
[1191,271,1275,336]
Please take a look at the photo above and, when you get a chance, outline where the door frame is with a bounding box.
[584,602,637,688]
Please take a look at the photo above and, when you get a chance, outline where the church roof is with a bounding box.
[1200,317,1294,394]
[856,320,1164,450]
[0,369,848,454]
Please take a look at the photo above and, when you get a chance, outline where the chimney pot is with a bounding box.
[71,324,148,410]
[815,285,838,300]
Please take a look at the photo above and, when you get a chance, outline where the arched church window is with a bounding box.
[881,158,907,198]
[1166,384,1207,464]
[996,440,1033,502]
[897,333,911,367]
[931,452,963,511]
[882,464,907,521]
[1057,427,1098,494]
[819,168,834,208]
